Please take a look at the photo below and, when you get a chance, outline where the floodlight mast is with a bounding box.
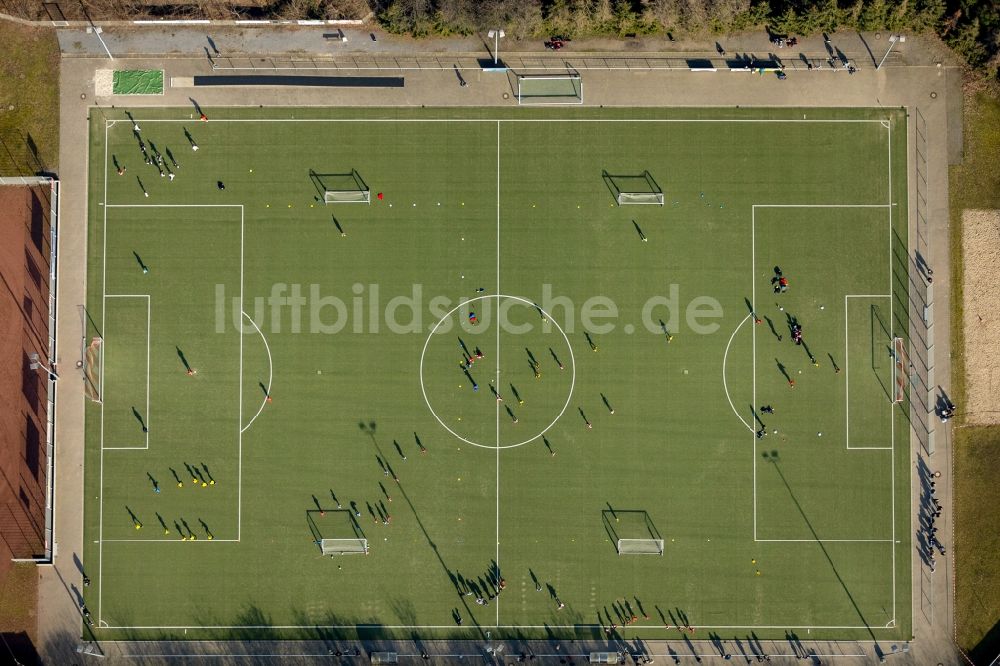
[876,34,903,70]
[487,29,505,66]
[29,352,58,380]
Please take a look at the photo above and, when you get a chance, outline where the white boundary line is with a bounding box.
[102,538,239,543]
[97,118,891,124]
[844,294,893,451]
[90,115,905,633]
[97,119,109,623]
[494,120,501,629]
[96,623,889,630]
[885,120,900,625]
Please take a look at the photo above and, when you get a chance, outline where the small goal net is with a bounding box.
[84,336,103,403]
[324,190,370,204]
[616,538,665,555]
[603,170,664,206]
[516,73,583,105]
[319,538,369,555]
[617,192,665,205]
[312,169,371,205]
[893,337,908,404]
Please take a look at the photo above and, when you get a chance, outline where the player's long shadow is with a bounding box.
[762,452,882,645]
[358,420,487,638]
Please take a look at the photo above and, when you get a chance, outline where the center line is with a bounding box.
[494,120,501,629]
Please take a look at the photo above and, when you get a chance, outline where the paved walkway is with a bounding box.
[41,28,962,665]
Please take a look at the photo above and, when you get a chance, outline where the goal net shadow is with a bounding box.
[309,169,370,204]
[307,508,368,555]
[870,302,894,403]
[602,170,664,206]
[602,508,664,555]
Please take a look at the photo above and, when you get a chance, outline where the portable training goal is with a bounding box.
[314,169,371,204]
[893,337,908,404]
[324,189,370,204]
[616,538,665,555]
[319,538,369,555]
[603,170,665,206]
[516,73,583,105]
[84,336,103,403]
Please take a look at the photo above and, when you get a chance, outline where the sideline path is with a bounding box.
[42,32,961,665]
[55,26,945,70]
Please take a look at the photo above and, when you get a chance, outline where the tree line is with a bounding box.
[0,0,994,79]
[372,0,998,79]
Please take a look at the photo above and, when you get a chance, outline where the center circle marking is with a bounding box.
[419,294,576,450]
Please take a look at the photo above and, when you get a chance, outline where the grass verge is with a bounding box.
[950,89,1000,661]
[0,21,59,174]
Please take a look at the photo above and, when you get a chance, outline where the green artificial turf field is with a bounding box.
[83,107,911,642]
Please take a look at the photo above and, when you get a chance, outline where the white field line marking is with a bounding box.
[92,120,904,630]
[108,118,891,124]
[844,293,893,451]
[494,120,501,629]
[146,297,150,447]
[105,204,238,208]
[101,539,239,543]
[240,310,273,434]
[95,622,894,631]
[238,203,245,542]
[98,118,110,626]
[103,652,871,660]
[751,204,757,539]
[755,538,894,543]
[750,204,892,208]
[887,117,897,625]
[723,314,755,432]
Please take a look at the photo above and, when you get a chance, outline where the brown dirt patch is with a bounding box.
[0,184,51,655]
[961,209,1000,424]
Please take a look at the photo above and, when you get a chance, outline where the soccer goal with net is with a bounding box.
[319,538,369,555]
[603,170,665,206]
[893,337,908,404]
[83,336,103,403]
[311,169,371,204]
[516,73,583,105]
[324,190,370,204]
[616,538,665,555]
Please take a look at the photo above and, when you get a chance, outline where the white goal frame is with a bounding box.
[616,538,665,555]
[319,538,369,555]
[516,74,583,105]
[617,192,665,206]
[324,190,370,204]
